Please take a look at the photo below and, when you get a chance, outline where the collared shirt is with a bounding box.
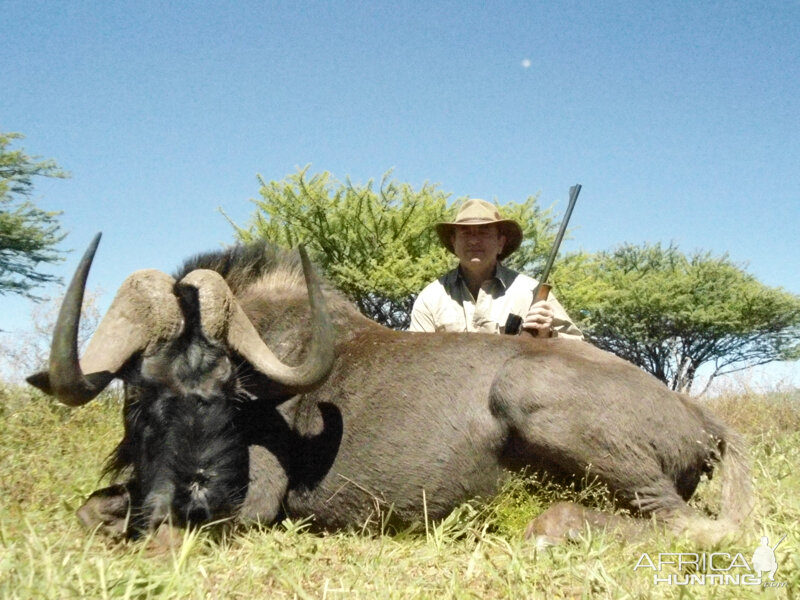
[409,263,583,338]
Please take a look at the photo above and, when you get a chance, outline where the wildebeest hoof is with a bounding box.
[525,501,643,546]
[145,523,185,556]
[524,501,606,545]
[76,484,130,536]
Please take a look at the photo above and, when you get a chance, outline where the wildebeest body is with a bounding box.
[248,331,512,528]
[235,329,726,530]
[29,237,751,541]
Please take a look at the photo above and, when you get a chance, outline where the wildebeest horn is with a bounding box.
[179,246,335,390]
[26,233,183,406]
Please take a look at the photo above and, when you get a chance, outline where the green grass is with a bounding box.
[1,382,798,599]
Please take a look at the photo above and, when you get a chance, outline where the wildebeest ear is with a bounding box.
[26,371,53,395]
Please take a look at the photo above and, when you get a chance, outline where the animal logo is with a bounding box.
[751,534,785,581]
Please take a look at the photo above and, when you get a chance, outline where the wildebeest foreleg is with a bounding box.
[76,484,131,536]
[237,444,289,525]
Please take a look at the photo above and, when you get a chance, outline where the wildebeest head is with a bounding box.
[115,283,249,529]
[28,233,335,531]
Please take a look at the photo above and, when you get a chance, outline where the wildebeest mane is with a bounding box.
[173,241,367,330]
[175,241,305,294]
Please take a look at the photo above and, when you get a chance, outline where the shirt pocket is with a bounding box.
[434,305,467,332]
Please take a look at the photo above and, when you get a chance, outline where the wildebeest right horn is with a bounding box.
[179,246,335,391]
[26,233,183,406]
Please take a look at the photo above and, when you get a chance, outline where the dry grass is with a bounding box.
[1,382,798,599]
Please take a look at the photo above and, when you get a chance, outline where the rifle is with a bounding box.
[504,184,582,336]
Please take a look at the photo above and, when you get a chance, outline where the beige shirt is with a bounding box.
[409,263,583,338]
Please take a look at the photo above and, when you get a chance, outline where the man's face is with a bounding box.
[451,224,506,271]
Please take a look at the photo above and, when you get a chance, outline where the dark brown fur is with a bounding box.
[76,242,752,542]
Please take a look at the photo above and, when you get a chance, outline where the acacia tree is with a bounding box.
[231,168,561,329]
[232,168,453,328]
[554,243,800,394]
[0,132,68,298]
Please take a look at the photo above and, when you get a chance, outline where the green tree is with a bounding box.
[554,243,800,394]
[232,168,561,329]
[232,168,452,328]
[0,132,68,298]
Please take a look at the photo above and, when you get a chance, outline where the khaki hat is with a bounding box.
[435,199,523,261]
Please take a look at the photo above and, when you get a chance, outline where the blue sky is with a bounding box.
[3,1,799,388]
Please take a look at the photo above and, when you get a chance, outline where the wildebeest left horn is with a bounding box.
[179,246,335,391]
[27,233,183,405]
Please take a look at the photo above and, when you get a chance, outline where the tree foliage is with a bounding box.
[233,168,453,328]
[0,132,68,298]
[554,243,800,394]
[232,168,562,329]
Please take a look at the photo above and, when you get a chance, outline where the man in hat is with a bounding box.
[409,199,582,338]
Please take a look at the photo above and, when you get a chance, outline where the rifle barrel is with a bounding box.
[537,184,581,287]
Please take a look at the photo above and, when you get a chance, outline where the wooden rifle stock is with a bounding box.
[518,282,553,338]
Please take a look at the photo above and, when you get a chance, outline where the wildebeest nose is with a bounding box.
[185,481,211,524]
[186,501,211,525]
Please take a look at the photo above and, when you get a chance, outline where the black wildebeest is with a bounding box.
[28,234,752,544]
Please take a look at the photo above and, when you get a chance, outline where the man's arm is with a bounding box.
[409,294,436,332]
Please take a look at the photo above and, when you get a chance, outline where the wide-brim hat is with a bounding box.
[435,199,523,261]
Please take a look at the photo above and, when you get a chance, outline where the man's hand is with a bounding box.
[522,300,554,336]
